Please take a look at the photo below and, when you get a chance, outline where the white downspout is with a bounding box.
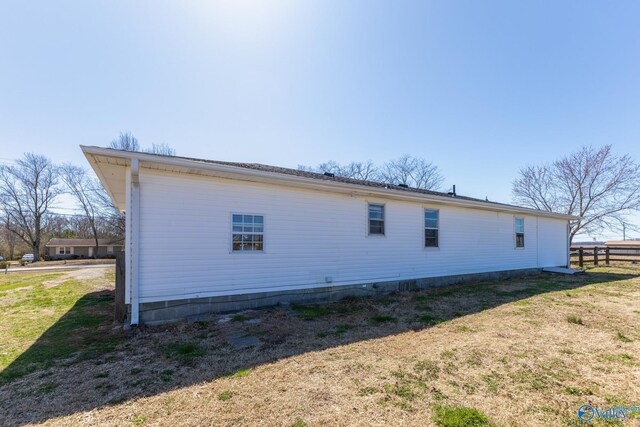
[129,159,141,325]
[566,221,571,268]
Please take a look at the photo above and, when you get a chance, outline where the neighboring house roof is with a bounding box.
[605,240,640,246]
[46,238,123,247]
[81,145,578,220]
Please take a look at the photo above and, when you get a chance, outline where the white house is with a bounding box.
[82,146,575,325]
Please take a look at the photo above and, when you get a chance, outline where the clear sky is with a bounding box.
[1,1,639,240]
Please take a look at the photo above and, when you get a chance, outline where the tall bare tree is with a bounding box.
[60,164,104,258]
[513,145,640,242]
[145,143,176,156]
[299,155,444,190]
[0,226,18,260]
[108,132,176,156]
[0,153,61,260]
[380,155,444,190]
[109,132,140,151]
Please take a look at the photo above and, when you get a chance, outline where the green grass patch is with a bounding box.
[417,313,442,325]
[0,274,120,384]
[371,315,397,325]
[414,360,440,380]
[358,386,378,396]
[293,304,333,320]
[292,419,308,427]
[233,368,251,377]
[567,315,584,325]
[230,314,248,322]
[433,405,491,427]
[162,342,206,365]
[616,332,632,343]
[218,390,234,401]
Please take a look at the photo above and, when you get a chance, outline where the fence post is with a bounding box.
[594,246,599,266]
[579,247,584,267]
[605,247,610,266]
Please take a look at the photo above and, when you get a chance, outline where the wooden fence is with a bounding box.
[570,245,640,267]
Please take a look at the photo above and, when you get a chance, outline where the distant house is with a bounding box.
[45,238,124,260]
[83,146,576,325]
[604,240,640,255]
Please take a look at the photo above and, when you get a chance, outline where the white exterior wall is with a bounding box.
[136,169,568,304]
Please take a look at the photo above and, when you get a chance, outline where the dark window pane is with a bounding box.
[369,220,384,235]
[232,242,242,251]
[254,216,263,224]
[516,233,525,248]
[254,242,263,251]
[233,214,242,223]
[425,229,439,247]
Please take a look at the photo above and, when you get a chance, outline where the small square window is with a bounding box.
[232,214,264,252]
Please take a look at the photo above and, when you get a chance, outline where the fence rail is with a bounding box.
[570,245,640,267]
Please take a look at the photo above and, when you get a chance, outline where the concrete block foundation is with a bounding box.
[134,268,542,325]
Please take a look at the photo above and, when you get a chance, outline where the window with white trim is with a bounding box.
[368,204,385,235]
[58,247,71,255]
[515,217,525,248]
[232,214,264,252]
[424,209,439,247]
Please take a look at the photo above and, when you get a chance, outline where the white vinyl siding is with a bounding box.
[136,169,568,304]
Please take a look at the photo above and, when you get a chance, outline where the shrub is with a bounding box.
[0,261,9,270]
[19,260,26,266]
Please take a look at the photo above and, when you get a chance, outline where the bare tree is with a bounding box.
[145,143,176,156]
[299,156,443,190]
[93,182,125,241]
[109,132,140,151]
[108,132,176,156]
[300,160,379,181]
[513,145,640,242]
[60,164,105,258]
[0,226,18,260]
[0,153,61,260]
[380,155,444,190]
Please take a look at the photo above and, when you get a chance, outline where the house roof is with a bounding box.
[605,240,640,246]
[81,146,577,220]
[46,238,123,247]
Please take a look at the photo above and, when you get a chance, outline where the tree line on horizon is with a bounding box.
[0,132,176,261]
[1,137,639,261]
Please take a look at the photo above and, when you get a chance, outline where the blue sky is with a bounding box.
[1,1,639,239]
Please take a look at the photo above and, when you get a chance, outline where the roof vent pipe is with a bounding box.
[398,183,409,188]
[448,185,456,197]
[323,172,335,177]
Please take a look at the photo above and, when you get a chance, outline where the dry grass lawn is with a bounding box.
[1,265,639,426]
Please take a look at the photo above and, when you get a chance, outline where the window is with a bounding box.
[425,209,439,247]
[515,217,525,248]
[368,204,385,235]
[232,214,264,252]
[58,247,71,255]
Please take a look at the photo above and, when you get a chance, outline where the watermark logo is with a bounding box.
[577,404,595,422]
[577,403,640,422]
